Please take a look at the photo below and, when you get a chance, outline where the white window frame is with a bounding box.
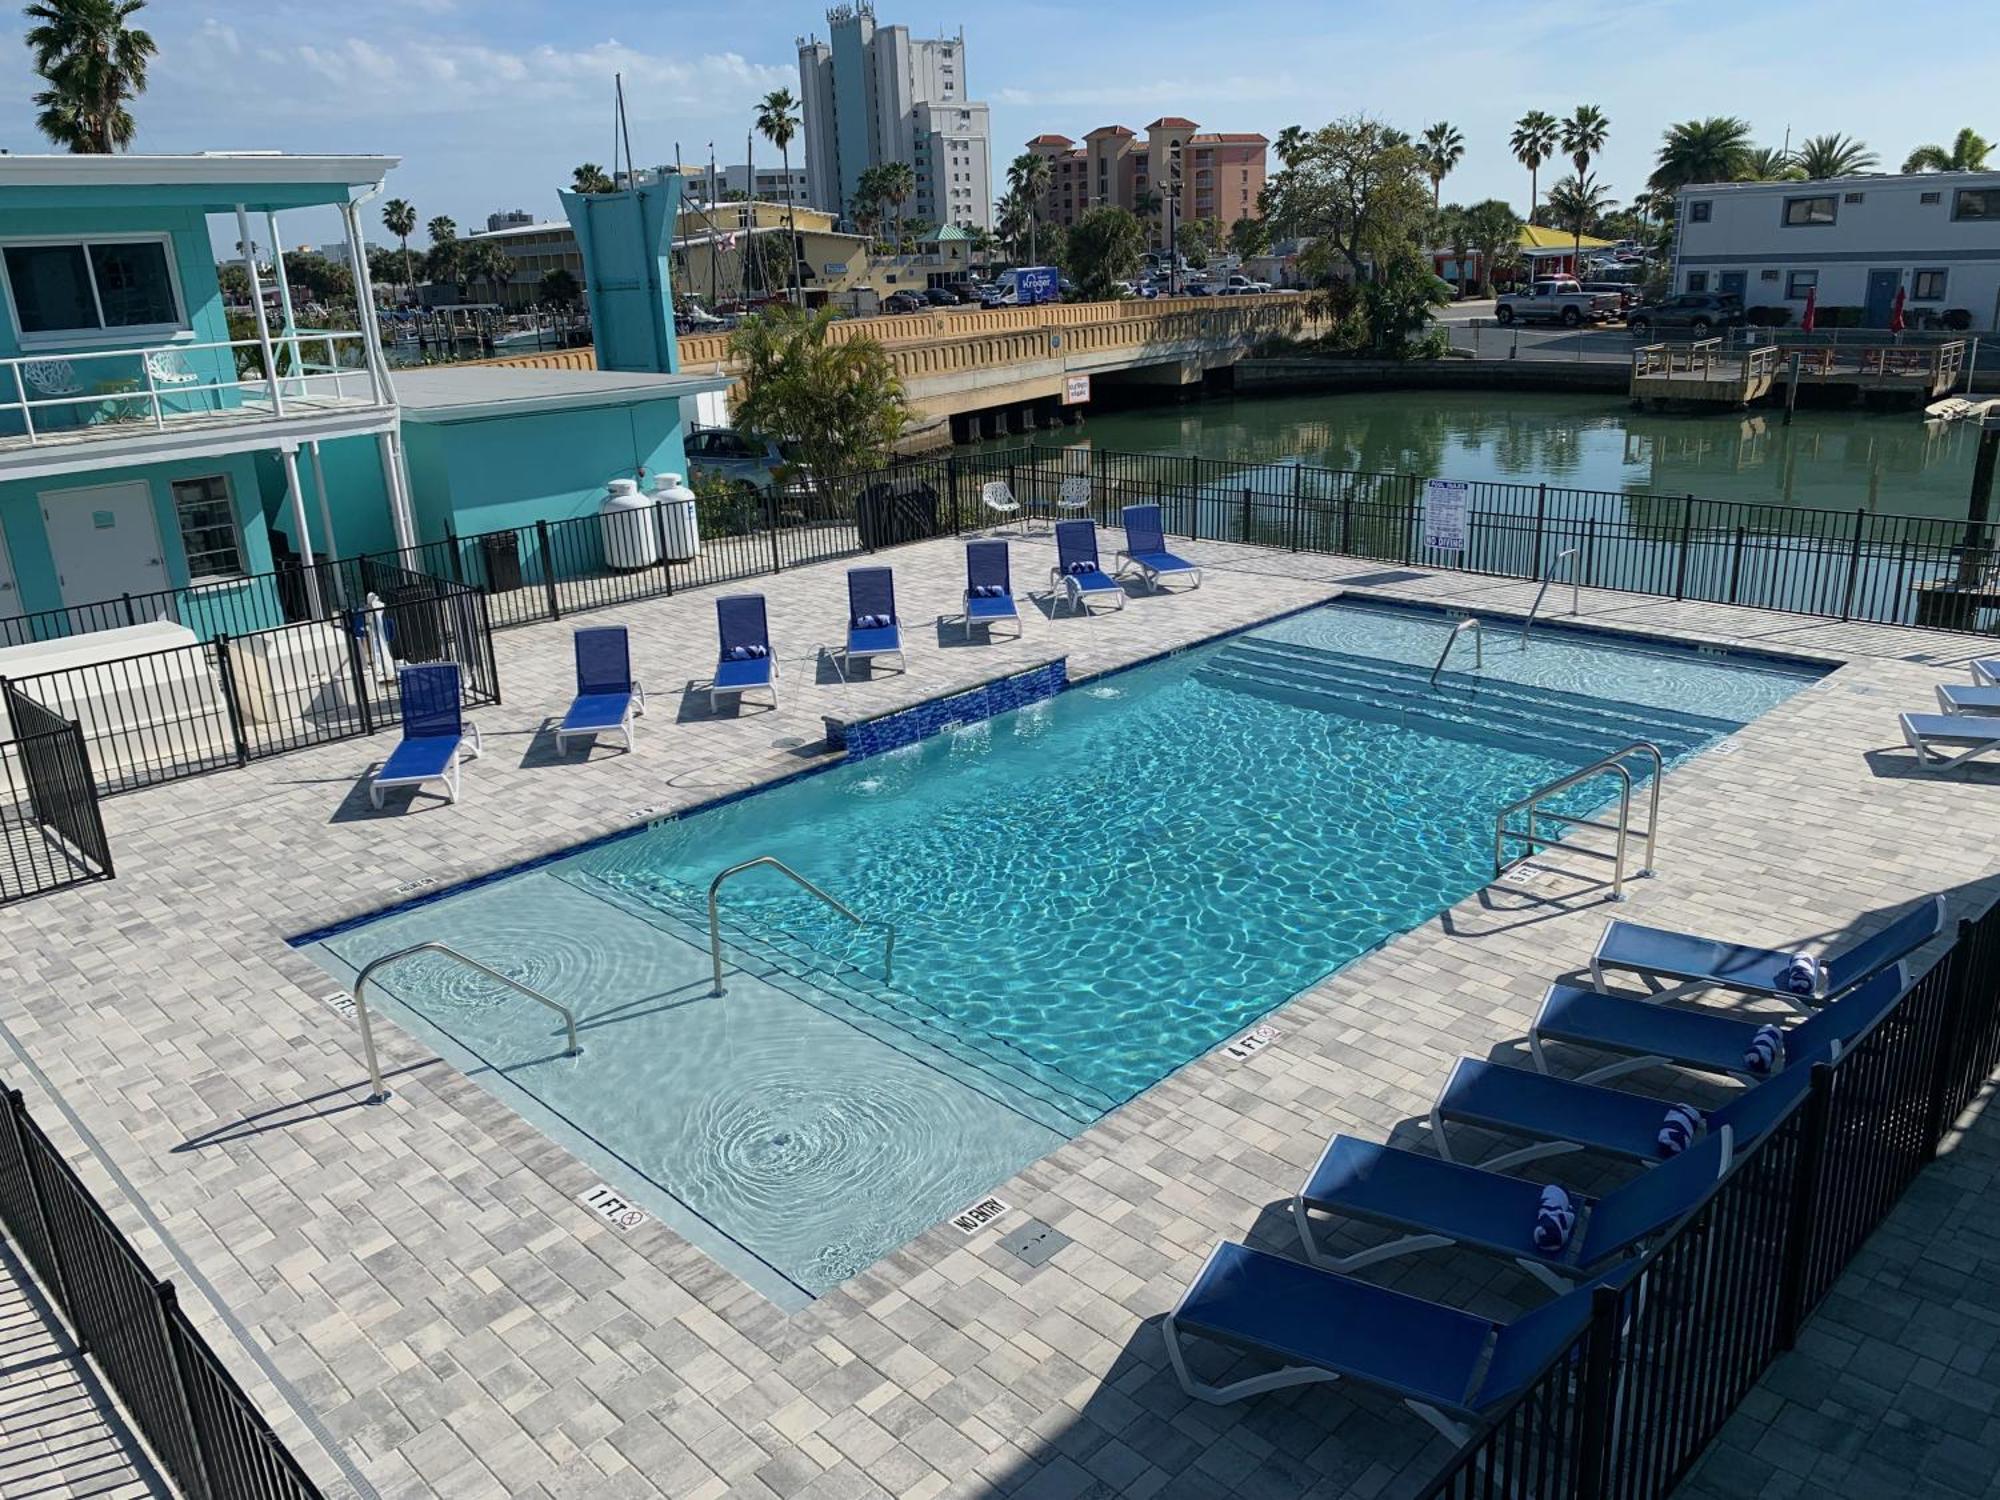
[1785,269,1819,300]
[0,231,192,351]
[1781,195,1839,228]
[169,472,246,585]
[1911,268,1948,302]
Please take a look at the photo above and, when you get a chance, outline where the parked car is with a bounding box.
[686,427,794,494]
[1494,278,1624,327]
[1624,292,1746,339]
[923,287,959,307]
[883,290,928,314]
[1581,281,1642,312]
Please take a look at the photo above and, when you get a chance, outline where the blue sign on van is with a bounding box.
[1014,266,1058,305]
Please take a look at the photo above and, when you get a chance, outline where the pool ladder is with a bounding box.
[707,855,895,997]
[1429,617,1484,687]
[1521,548,1580,647]
[350,941,582,1103]
[1494,742,1662,903]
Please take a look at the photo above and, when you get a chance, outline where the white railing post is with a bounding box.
[266,210,305,402]
[236,204,286,417]
[10,364,37,446]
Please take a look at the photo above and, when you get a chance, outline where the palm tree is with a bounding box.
[1274,125,1308,169]
[878,162,916,256]
[1649,117,1755,193]
[25,0,156,153]
[381,199,418,291]
[425,215,460,289]
[755,88,805,298]
[540,267,581,308]
[1628,188,1673,225]
[1419,122,1465,209]
[1742,146,1801,182]
[1006,152,1053,263]
[461,239,513,307]
[571,163,614,194]
[1903,127,1993,173]
[1793,133,1878,180]
[1561,105,1609,186]
[1509,110,1559,216]
[994,190,1031,262]
[1545,172,1614,264]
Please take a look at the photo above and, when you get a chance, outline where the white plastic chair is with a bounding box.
[20,359,83,398]
[980,480,1025,534]
[1056,474,1092,519]
[145,348,200,386]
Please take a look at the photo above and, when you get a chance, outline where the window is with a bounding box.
[1782,195,1838,226]
[1954,188,2000,220]
[2,237,183,340]
[171,476,243,582]
[1842,192,1865,204]
[1685,271,1709,293]
[1687,200,1711,223]
[1786,269,1819,299]
[1760,268,1781,281]
[1912,268,1948,301]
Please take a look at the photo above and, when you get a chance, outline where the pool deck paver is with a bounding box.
[3,526,1999,1499]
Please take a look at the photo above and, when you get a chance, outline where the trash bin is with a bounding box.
[599,478,660,571]
[652,473,700,561]
[480,529,524,593]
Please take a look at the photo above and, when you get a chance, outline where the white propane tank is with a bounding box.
[653,472,700,561]
[598,477,660,570]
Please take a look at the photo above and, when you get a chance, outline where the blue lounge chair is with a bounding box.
[1163,1240,1628,1434]
[1902,713,2000,771]
[557,626,645,753]
[1115,504,1201,593]
[1936,684,2000,715]
[1430,1046,1818,1172]
[370,664,482,808]
[1590,894,1942,1007]
[1974,659,2000,689]
[1530,961,1908,1086]
[1051,519,1125,615]
[844,567,905,672]
[962,540,1022,640]
[1293,1124,1729,1290]
[712,594,778,710]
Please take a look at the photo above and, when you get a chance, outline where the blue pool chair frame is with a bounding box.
[1902,712,2000,771]
[1291,1124,1730,1292]
[962,540,1023,640]
[1974,659,2000,689]
[712,594,779,710]
[843,566,906,672]
[557,626,646,753]
[1935,683,2000,716]
[1163,1240,1627,1439]
[1530,961,1908,1086]
[1589,894,1942,1009]
[1114,504,1202,593]
[370,664,482,807]
[1050,520,1125,615]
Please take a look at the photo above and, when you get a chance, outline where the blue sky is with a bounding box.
[3,0,1995,255]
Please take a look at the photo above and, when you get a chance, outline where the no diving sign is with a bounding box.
[1422,479,1469,554]
[577,1183,648,1232]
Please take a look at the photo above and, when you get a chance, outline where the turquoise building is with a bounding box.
[0,153,724,642]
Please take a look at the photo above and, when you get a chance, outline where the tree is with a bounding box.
[215,261,250,300]
[382,198,418,291]
[424,216,460,288]
[993,189,1030,261]
[1177,216,1218,269]
[1461,198,1523,296]
[1904,127,1993,173]
[427,215,456,245]
[572,163,614,194]
[1066,206,1147,299]
[1649,117,1754,193]
[1228,215,1270,261]
[755,88,805,298]
[460,238,513,306]
[1265,115,1433,284]
[1794,133,1877,179]
[1274,125,1308,169]
[729,305,906,482]
[1561,105,1609,187]
[877,161,916,254]
[1509,110,1559,216]
[1545,172,1614,262]
[1418,121,1465,209]
[1742,147,1803,182]
[280,250,351,304]
[1436,203,1470,294]
[26,0,156,152]
[1006,152,1052,262]
[540,267,581,308]
[1358,257,1450,357]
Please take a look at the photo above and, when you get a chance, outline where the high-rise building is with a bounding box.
[485,209,535,232]
[796,5,992,231]
[676,163,811,207]
[1023,118,1268,247]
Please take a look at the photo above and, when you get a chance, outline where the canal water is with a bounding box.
[1022,390,1981,522]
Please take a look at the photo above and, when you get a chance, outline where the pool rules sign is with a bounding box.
[1422,479,1469,554]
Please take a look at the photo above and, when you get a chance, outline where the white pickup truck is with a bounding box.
[1493,279,1623,327]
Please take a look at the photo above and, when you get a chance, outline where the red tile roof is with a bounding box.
[1191,132,1268,145]
[1147,116,1199,129]
[1027,133,1074,147]
[1085,124,1136,138]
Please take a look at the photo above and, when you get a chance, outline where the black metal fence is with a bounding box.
[0,1082,322,1500]
[1421,898,2000,1500]
[0,684,113,903]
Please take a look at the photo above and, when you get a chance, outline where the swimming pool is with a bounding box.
[300,601,1822,1304]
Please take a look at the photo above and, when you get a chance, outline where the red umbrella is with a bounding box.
[1889,285,1907,333]
[1800,286,1817,333]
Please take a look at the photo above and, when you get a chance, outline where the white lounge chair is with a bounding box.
[1902,712,2000,771]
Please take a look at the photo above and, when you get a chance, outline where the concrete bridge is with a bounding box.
[486,296,1328,438]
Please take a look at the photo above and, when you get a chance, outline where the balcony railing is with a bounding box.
[1,333,385,450]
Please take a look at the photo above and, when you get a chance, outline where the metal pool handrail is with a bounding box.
[1430,617,1483,687]
[351,941,582,1102]
[708,855,895,996]
[1522,547,1580,647]
[1494,741,1664,902]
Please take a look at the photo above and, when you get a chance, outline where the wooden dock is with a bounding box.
[1632,339,1968,410]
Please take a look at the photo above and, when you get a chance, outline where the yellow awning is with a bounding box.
[1519,223,1613,250]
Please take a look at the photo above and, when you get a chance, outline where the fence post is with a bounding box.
[1921,921,1977,1159]
[155,1282,221,1500]
[1240,486,1253,545]
[1340,482,1353,556]
[1728,524,1747,604]
[4,1087,81,1338]
[653,501,676,594]
[122,592,136,627]
[211,635,251,766]
[1534,482,1547,580]
[764,485,783,574]
[1572,1283,1623,1500]
[1674,494,1695,601]
[534,519,561,620]
[1290,463,1303,552]
[1775,1062,1834,1351]
[1839,508,1866,622]
[444,521,464,584]
[946,454,962,533]
[343,616,375,736]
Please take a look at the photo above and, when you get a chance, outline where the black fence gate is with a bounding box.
[0,683,112,904]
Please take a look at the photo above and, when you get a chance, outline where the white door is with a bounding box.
[42,481,167,608]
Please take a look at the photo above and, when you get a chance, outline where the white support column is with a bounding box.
[265,210,304,400]
[344,202,395,411]
[280,445,325,616]
[308,440,338,562]
[235,204,285,417]
[377,431,417,553]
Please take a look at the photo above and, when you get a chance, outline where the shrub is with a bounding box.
[1943,307,1973,332]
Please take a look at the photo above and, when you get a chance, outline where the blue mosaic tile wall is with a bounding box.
[830,659,1068,760]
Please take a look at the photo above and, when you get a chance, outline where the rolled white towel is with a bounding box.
[1780,953,1821,998]
[1744,1023,1785,1075]
[1657,1103,1704,1157]
[1533,1184,1576,1254]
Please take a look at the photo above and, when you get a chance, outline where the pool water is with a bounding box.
[301,602,1821,1303]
